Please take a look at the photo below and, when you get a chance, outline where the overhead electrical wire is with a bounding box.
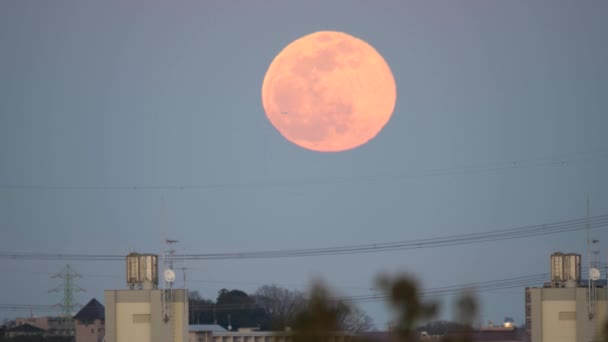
[177,215,608,260]
[0,304,59,313]
[180,273,553,312]
[0,150,605,192]
[1,215,606,262]
[346,269,597,304]
[184,271,593,310]
[3,271,599,312]
[343,273,551,304]
[1,216,605,261]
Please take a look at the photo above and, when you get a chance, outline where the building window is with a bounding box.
[559,311,576,320]
[133,314,151,323]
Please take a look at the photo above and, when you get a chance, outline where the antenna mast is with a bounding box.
[162,239,178,323]
[587,196,591,309]
[586,197,600,320]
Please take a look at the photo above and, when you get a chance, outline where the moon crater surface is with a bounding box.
[262,31,397,152]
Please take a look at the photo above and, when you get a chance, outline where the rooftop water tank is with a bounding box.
[126,253,158,290]
[551,252,565,282]
[563,253,581,282]
[550,252,581,285]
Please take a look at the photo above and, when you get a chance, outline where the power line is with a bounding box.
[0,304,59,313]
[1,270,595,313]
[184,273,552,311]
[350,269,599,304]
[0,150,605,192]
[0,215,606,262]
[176,215,608,260]
[344,274,551,303]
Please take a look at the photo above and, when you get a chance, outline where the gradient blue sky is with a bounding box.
[1,0,607,329]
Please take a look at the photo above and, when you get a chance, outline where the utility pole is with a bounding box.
[49,264,84,336]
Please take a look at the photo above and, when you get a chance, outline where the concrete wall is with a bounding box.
[529,288,542,342]
[575,287,606,342]
[105,289,188,342]
[117,302,151,342]
[528,286,607,342]
[541,299,576,342]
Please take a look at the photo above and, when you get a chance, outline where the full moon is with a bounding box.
[261,31,397,152]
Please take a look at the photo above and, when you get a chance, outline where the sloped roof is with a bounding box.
[73,298,105,322]
[8,323,45,333]
[190,324,228,332]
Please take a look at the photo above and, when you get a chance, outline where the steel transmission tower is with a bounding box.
[49,264,85,335]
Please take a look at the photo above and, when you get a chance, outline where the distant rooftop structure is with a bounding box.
[73,297,105,342]
[7,323,45,337]
[189,324,228,332]
[474,327,520,342]
[15,315,68,336]
[73,298,105,323]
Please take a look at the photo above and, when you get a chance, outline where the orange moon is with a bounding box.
[261,31,397,152]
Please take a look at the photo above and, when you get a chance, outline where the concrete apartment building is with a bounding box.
[105,252,189,342]
[525,252,607,342]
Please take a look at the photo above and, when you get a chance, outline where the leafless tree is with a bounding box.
[339,304,375,333]
[254,284,306,330]
[254,283,374,333]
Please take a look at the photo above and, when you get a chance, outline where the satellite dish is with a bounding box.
[164,269,176,283]
[590,267,601,281]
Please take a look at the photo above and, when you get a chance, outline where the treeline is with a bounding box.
[277,274,482,342]
[188,273,527,342]
[187,283,373,332]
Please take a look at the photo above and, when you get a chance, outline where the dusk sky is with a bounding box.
[1,1,607,329]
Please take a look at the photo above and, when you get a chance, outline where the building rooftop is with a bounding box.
[8,323,46,334]
[73,298,105,322]
[474,328,521,341]
[189,324,228,332]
